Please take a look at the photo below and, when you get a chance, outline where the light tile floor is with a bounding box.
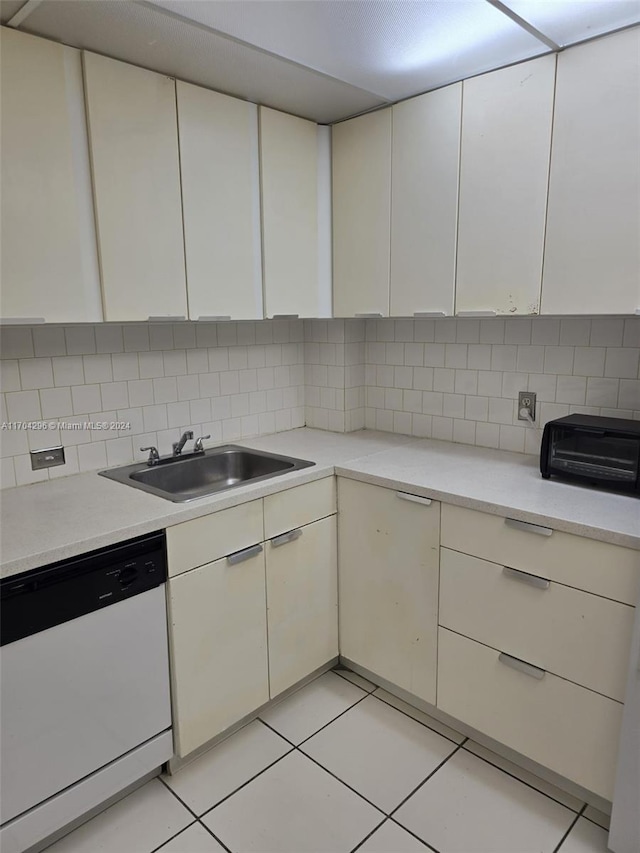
[45,668,611,853]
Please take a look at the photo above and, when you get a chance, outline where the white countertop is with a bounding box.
[1,428,638,579]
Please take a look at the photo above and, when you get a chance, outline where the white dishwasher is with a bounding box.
[0,532,173,853]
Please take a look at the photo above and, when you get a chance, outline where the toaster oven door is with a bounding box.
[548,428,639,485]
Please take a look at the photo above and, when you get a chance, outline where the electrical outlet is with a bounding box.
[518,391,536,422]
[30,446,65,471]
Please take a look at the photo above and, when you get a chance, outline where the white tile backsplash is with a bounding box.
[1,320,305,487]
[1,317,638,486]
[361,317,639,451]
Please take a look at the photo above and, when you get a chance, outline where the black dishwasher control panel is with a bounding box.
[1,531,167,646]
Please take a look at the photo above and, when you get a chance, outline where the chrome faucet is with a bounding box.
[172,431,194,456]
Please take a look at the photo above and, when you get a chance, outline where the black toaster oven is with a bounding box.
[540,414,640,494]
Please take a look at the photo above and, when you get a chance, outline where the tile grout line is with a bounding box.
[388,741,467,821]
[387,816,443,853]
[295,688,371,749]
[347,817,389,853]
[553,803,588,853]
[197,741,296,819]
[147,816,199,853]
[459,742,586,814]
[369,688,464,747]
[197,818,234,853]
[296,747,388,819]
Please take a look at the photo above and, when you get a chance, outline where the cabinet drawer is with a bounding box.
[437,628,623,800]
[264,477,336,539]
[441,504,640,604]
[166,499,263,577]
[439,548,634,701]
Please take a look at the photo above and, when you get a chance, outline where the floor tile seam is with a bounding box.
[294,746,389,818]
[157,775,200,819]
[295,688,371,747]
[387,742,465,820]
[332,668,377,693]
[347,816,388,853]
[459,742,586,814]
[147,816,199,853]
[553,803,588,853]
[197,743,296,818]
[369,689,464,746]
[387,815,443,853]
[197,817,234,853]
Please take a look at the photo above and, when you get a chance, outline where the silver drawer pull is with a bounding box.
[414,311,446,317]
[498,652,545,680]
[502,567,550,590]
[456,310,497,317]
[271,528,303,547]
[355,313,383,318]
[227,544,263,565]
[505,517,553,537]
[396,491,432,506]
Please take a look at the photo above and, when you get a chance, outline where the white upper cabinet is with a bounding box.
[456,55,556,316]
[0,28,102,323]
[260,107,328,318]
[542,28,640,315]
[332,108,392,318]
[83,52,187,322]
[390,84,462,317]
[177,82,263,320]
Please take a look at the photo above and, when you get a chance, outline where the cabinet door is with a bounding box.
[266,515,338,698]
[542,28,640,315]
[456,55,555,315]
[391,84,461,317]
[177,82,263,320]
[83,52,187,321]
[333,109,392,317]
[260,107,322,318]
[338,479,440,703]
[0,29,101,322]
[167,547,269,757]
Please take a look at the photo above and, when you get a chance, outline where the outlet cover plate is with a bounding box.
[518,391,537,421]
[30,446,65,471]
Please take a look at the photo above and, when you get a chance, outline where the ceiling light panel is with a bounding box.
[147,0,550,101]
[16,0,386,122]
[501,0,640,47]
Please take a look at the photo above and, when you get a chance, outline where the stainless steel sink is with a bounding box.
[99,445,314,502]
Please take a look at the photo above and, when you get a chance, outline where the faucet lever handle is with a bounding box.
[140,446,160,465]
[194,434,211,452]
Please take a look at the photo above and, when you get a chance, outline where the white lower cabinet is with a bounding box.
[167,544,269,758]
[266,515,338,698]
[436,504,639,801]
[437,627,623,801]
[167,478,338,757]
[338,478,440,704]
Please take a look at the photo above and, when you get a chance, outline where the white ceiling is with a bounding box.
[2,0,638,123]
